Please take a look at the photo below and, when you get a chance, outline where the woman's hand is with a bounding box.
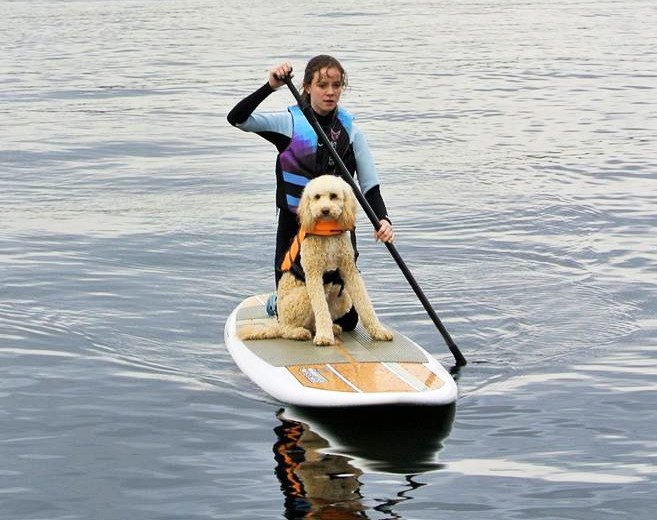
[375,219,394,243]
[268,62,293,89]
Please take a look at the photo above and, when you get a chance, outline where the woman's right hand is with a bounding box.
[268,62,293,89]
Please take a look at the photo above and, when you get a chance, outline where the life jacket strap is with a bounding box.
[280,230,305,273]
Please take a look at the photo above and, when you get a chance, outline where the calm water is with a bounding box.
[2,0,656,518]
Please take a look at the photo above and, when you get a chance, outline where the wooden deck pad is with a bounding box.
[287,361,445,393]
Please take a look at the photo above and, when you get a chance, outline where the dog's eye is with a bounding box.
[314,194,321,200]
[329,193,338,200]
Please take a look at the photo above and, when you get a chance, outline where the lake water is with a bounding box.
[2,1,656,518]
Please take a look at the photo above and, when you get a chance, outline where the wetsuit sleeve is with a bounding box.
[351,123,381,193]
[364,185,390,223]
[227,82,274,125]
[227,82,292,149]
[351,123,390,222]
[237,111,293,138]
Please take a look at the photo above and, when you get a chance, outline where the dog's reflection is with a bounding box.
[274,414,365,518]
[273,405,455,519]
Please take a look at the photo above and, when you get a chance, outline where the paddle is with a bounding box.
[281,74,467,366]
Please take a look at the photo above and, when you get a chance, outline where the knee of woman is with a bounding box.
[334,305,358,331]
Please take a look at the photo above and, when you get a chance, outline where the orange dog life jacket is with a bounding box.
[280,220,350,274]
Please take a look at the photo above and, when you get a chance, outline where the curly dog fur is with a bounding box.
[239,175,393,346]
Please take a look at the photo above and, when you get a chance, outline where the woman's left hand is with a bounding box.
[375,219,394,243]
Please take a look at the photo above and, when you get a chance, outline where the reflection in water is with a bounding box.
[273,405,455,518]
[274,414,366,518]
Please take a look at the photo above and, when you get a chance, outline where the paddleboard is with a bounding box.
[224,294,458,407]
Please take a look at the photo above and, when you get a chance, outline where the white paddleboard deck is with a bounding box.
[224,294,458,407]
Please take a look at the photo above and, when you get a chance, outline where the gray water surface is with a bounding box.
[2,1,656,519]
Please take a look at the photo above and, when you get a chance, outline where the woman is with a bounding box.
[227,55,394,329]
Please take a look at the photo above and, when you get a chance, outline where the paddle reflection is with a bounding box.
[273,404,455,519]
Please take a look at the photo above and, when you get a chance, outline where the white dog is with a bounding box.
[239,175,393,346]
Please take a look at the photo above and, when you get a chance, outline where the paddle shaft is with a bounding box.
[283,76,466,366]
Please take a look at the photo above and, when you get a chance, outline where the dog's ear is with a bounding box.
[339,183,357,230]
[297,186,315,232]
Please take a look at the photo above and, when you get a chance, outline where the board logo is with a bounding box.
[300,367,328,384]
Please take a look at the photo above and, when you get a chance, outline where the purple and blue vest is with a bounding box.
[276,105,354,213]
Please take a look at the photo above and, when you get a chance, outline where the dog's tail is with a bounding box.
[237,322,283,341]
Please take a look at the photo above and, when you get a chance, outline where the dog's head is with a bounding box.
[298,175,357,232]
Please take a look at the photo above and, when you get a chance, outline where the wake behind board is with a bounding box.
[224,294,458,407]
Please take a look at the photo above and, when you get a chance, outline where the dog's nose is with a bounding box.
[321,208,330,216]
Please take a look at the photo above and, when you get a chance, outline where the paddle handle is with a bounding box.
[283,76,466,366]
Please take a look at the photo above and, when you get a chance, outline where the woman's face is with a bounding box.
[305,66,344,116]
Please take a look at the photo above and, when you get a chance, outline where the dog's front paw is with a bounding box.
[370,326,393,342]
[313,332,335,346]
[332,323,343,337]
